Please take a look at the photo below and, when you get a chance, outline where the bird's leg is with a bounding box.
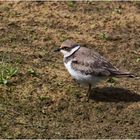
[86,84,92,100]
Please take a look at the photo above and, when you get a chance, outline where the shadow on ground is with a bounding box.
[90,87,140,102]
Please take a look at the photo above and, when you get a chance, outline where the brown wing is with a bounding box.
[71,47,128,77]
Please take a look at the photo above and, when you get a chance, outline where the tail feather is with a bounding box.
[115,71,140,80]
[110,69,136,78]
[116,72,135,78]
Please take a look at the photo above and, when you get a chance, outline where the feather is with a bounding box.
[64,47,135,78]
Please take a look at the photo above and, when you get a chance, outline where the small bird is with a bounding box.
[54,39,135,100]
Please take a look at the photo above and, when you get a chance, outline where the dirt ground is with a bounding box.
[0,1,140,139]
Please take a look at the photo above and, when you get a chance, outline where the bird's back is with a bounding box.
[68,47,134,78]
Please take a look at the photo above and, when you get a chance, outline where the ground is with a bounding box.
[0,1,140,139]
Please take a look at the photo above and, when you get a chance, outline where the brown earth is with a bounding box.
[0,1,140,139]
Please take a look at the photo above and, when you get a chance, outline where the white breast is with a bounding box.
[64,60,101,85]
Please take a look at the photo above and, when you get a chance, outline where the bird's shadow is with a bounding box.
[90,87,140,102]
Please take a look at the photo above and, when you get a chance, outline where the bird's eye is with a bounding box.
[63,47,69,50]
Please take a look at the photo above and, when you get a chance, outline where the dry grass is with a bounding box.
[0,1,140,139]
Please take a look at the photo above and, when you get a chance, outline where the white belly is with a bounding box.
[64,61,101,85]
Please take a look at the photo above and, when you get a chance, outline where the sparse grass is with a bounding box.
[60,34,69,42]
[107,77,117,87]
[66,1,76,7]
[113,8,122,14]
[98,32,109,40]
[0,1,140,139]
[136,57,140,62]
[0,62,18,85]
[27,68,36,75]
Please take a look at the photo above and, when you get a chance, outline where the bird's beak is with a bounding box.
[54,48,61,52]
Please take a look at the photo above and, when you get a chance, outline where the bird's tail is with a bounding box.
[116,71,135,78]
[111,69,139,79]
[116,71,140,80]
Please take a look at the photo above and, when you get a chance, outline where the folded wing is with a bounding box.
[71,47,134,78]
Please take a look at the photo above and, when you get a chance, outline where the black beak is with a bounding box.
[54,48,61,52]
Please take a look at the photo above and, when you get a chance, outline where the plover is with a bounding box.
[54,39,135,100]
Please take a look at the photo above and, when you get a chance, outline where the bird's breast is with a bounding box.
[64,60,101,85]
[64,60,79,79]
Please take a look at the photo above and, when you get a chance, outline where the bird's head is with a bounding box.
[54,39,80,57]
